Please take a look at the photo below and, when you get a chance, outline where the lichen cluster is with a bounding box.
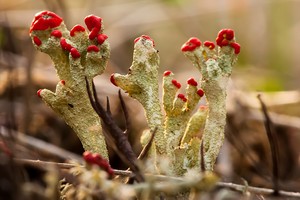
[30,11,240,176]
[30,11,110,158]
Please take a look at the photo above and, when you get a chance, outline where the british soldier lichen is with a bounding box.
[30,11,110,158]
[30,10,240,176]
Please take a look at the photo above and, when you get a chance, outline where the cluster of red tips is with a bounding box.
[70,25,86,37]
[181,37,201,52]
[204,41,215,50]
[172,79,181,89]
[30,11,63,33]
[84,15,102,39]
[163,70,172,77]
[83,151,114,178]
[50,30,62,38]
[37,89,43,98]
[216,29,240,54]
[177,94,187,102]
[84,15,108,45]
[197,89,204,97]
[60,38,81,59]
[134,35,155,47]
[110,74,117,86]
[187,78,198,86]
[33,36,42,46]
[87,45,100,53]
[216,29,234,47]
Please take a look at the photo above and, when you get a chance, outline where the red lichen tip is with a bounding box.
[110,74,117,86]
[60,80,65,85]
[163,70,172,77]
[37,89,43,98]
[97,34,108,45]
[84,15,102,40]
[87,45,100,52]
[230,42,241,54]
[203,41,215,50]
[197,89,204,97]
[187,78,198,86]
[177,94,187,102]
[181,37,202,52]
[60,38,72,51]
[30,10,63,33]
[70,25,86,37]
[83,151,114,177]
[171,79,181,89]
[70,48,81,59]
[33,36,42,46]
[84,15,102,31]
[50,30,62,38]
[216,29,235,47]
[134,35,155,46]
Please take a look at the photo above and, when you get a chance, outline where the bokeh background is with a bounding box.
[1,0,300,198]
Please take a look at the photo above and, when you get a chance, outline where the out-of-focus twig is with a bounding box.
[0,126,82,161]
[13,158,300,198]
[257,94,280,195]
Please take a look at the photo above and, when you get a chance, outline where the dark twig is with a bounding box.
[200,139,205,172]
[106,96,112,116]
[86,78,144,182]
[137,127,157,160]
[118,90,131,135]
[257,94,280,195]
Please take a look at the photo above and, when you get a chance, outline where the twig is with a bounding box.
[0,126,82,161]
[137,127,157,160]
[217,182,300,198]
[86,78,144,182]
[200,139,205,172]
[118,90,131,135]
[257,94,280,195]
[12,158,300,198]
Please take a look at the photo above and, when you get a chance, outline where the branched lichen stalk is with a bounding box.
[182,30,240,170]
[110,35,165,155]
[30,11,110,158]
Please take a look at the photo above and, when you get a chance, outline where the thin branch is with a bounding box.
[106,96,112,116]
[257,94,280,195]
[13,158,300,198]
[200,139,205,172]
[0,126,82,161]
[217,182,300,198]
[137,127,156,160]
[118,90,130,135]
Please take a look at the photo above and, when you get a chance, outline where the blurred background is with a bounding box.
[1,0,300,198]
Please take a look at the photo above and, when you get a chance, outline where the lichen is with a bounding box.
[30,11,110,158]
[30,10,240,176]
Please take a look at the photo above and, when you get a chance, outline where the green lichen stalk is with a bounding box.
[182,30,240,170]
[110,35,165,155]
[30,11,110,158]
[162,72,203,155]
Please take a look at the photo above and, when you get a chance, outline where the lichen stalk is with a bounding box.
[181,29,240,170]
[201,79,227,170]
[111,35,165,155]
[162,74,202,154]
[30,11,110,158]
